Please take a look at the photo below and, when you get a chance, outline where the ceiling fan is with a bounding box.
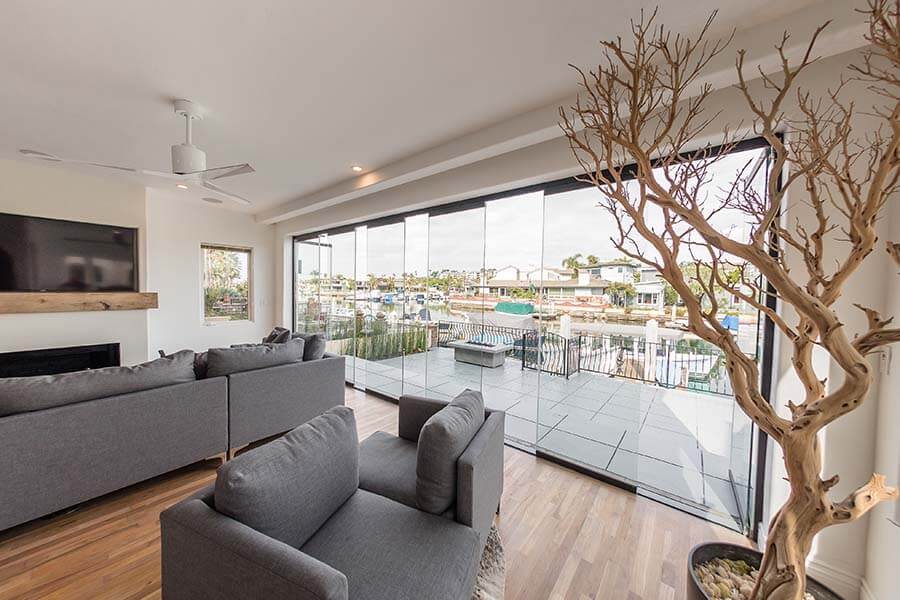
[18,99,254,205]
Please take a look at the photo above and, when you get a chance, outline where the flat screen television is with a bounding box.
[0,213,138,292]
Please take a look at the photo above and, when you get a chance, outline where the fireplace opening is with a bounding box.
[0,343,121,378]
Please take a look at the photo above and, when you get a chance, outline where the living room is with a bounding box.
[1,1,899,599]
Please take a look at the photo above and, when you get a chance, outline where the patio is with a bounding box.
[348,346,754,529]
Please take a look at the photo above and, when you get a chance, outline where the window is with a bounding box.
[202,245,252,323]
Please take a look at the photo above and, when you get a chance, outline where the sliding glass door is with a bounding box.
[422,206,486,400]
[293,141,772,531]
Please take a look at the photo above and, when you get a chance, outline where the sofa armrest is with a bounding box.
[456,411,505,545]
[161,497,348,600]
[397,394,449,442]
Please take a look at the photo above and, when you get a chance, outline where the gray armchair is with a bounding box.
[161,406,484,600]
[358,393,505,546]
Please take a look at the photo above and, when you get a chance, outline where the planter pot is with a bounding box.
[687,543,842,600]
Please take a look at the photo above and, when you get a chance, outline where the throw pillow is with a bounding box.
[415,389,485,514]
[290,332,327,361]
[158,348,209,380]
[263,326,291,344]
[214,406,359,548]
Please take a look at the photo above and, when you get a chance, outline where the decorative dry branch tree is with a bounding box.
[560,1,900,598]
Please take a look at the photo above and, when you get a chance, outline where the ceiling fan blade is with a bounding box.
[141,169,189,180]
[196,163,255,181]
[201,180,251,205]
[85,162,137,172]
[20,148,135,172]
[19,148,62,161]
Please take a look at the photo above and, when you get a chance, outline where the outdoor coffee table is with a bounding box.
[446,340,513,368]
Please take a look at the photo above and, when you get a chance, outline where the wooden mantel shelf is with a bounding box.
[0,292,159,314]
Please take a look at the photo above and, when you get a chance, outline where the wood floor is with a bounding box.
[0,388,748,600]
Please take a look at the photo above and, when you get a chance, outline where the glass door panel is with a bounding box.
[294,238,322,333]
[539,186,628,471]
[353,226,368,390]
[318,231,358,386]
[401,214,430,397]
[483,192,544,448]
[363,222,406,398]
[425,207,486,401]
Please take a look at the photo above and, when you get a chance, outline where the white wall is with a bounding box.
[270,47,897,597]
[0,160,278,366]
[0,160,150,365]
[146,189,276,355]
[862,197,900,600]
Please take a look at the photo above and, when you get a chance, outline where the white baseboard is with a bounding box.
[859,578,877,600]
[806,558,862,600]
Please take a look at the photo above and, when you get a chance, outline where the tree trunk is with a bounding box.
[751,434,829,600]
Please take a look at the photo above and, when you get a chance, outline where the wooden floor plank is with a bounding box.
[0,387,748,599]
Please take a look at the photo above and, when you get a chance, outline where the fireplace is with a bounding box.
[0,343,120,378]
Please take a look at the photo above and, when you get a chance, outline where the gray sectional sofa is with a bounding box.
[160,393,505,600]
[227,354,345,451]
[0,337,345,532]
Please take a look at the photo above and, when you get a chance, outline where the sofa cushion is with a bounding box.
[159,348,209,379]
[0,350,196,417]
[416,389,485,514]
[291,332,327,361]
[358,431,418,508]
[301,489,479,600]
[263,326,291,344]
[206,338,304,377]
[214,406,358,548]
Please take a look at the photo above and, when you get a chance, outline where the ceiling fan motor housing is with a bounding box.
[171,143,206,174]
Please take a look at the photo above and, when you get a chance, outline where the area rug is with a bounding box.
[473,525,505,599]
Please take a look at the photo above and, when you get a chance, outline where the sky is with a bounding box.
[297,147,765,278]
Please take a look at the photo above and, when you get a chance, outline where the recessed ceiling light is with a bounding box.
[351,165,363,173]
[176,183,188,189]
[202,197,223,204]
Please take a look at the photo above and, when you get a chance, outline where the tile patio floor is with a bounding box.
[346,347,754,528]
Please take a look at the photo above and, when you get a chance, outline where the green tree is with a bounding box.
[562,253,584,276]
[606,282,636,307]
[204,248,241,289]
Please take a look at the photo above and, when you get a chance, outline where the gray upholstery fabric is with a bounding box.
[206,338,304,377]
[397,394,448,442]
[263,326,291,344]
[158,348,209,379]
[161,491,348,600]
[0,350,196,417]
[214,406,358,549]
[227,355,345,448]
[301,489,479,600]
[0,378,227,532]
[457,411,505,545]
[193,351,209,379]
[358,431,418,508]
[291,332,327,361]
[416,389,485,514]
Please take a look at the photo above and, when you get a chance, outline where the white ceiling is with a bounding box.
[0,0,827,215]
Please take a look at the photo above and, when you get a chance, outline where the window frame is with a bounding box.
[200,243,254,325]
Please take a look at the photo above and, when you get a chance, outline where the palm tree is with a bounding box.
[562,253,584,276]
